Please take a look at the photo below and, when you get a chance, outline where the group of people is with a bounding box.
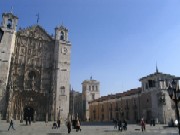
[66,119,81,134]
[7,116,149,133]
[113,118,146,132]
[52,118,81,134]
[113,119,127,132]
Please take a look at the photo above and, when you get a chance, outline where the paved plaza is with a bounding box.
[0,120,179,135]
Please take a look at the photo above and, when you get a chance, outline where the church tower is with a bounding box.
[54,25,71,122]
[0,13,18,118]
[82,77,100,121]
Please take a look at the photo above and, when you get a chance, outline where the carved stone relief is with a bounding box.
[6,24,57,121]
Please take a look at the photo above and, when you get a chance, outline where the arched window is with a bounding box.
[7,19,12,29]
[60,31,64,40]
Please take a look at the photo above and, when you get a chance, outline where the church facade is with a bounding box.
[0,12,71,122]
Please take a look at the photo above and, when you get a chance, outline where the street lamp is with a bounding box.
[168,79,180,135]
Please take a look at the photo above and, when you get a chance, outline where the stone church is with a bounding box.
[0,12,71,122]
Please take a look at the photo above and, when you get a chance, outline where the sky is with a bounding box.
[1,0,180,96]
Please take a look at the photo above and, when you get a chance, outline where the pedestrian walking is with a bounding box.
[66,120,71,134]
[76,119,81,132]
[141,118,146,132]
[118,120,122,132]
[123,120,127,131]
[26,117,28,125]
[113,119,118,129]
[8,118,15,131]
[57,119,61,128]
[29,117,31,125]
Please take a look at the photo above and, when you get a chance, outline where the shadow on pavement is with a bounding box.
[47,133,66,135]
[0,130,8,132]
[20,124,29,126]
[104,130,119,132]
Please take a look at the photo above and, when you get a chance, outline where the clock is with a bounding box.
[62,47,68,54]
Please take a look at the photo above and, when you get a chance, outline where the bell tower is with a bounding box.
[1,13,18,30]
[0,12,18,119]
[54,25,71,122]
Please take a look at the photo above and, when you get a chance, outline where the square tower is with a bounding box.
[54,25,71,122]
[82,77,100,121]
[0,13,18,118]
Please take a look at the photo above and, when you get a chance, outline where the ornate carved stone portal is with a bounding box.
[6,25,54,121]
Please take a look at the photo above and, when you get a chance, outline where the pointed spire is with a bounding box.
[90,76,92,80]
[156,62,159,73]
[36,13,39,24]
[71,87,74,92]
[10,6,13,13]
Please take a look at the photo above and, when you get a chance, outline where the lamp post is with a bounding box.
[168,79,180,135]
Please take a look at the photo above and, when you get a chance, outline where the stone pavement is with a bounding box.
[0,120,179,135]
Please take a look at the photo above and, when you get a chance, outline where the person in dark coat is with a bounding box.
[29,117,31,125]
[67,120,71,133]
[57,119,61,128]
[26,117,28,125]
[8,119,15,131]
[118,120,122,132]
[123,120,127,131]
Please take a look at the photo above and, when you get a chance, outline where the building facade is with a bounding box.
[89,70,177,124]
[69,89,83,120]
[0,12,71,122]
